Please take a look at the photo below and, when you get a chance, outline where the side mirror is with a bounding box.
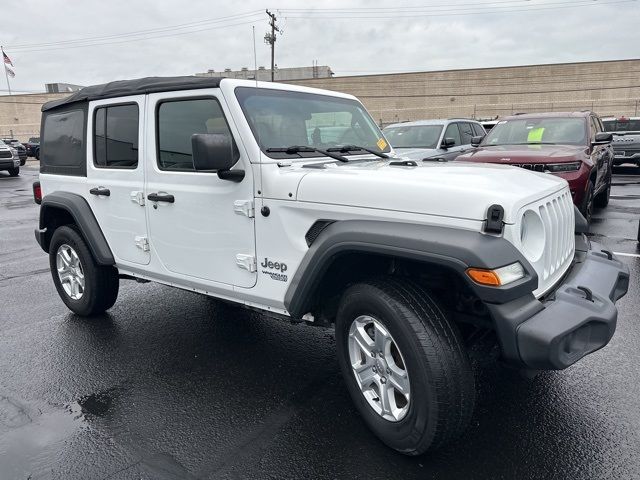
[192,133,244,182]
[592,132,613,145]
[441,137,456,149]
[471,135,485,147]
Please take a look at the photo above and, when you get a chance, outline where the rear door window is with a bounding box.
[94,104,139,168]
[472,123,486,137]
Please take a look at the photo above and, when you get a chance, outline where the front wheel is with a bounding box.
[581,180,595,222]
[8,167,19,177]
[594,174,611,208]
[335,278,475,455]
[49,226,119,316]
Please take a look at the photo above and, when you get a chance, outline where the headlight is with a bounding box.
[520,209,545,262]
[466,262,526,286]
[544,161,581,173]
[9,147,17,154]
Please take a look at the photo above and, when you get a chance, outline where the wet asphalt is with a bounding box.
[0,162,639,480]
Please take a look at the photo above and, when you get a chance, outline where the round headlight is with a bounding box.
[520,209,545,262]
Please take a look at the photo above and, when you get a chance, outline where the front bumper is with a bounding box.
[488,237,629,370]
[0,158,20,169]
[613,152,640,165]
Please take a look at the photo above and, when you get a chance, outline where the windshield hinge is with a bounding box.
[484,204,505,234]
[234,199,255,218]
[236,254,257,272]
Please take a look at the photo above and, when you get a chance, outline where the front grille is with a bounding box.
[513,163,545,172]
[0,150,12,159]
[537,190,575,282]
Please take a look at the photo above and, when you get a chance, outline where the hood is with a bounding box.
[458,144,585,164]
[294,159,567,224]
[393,147,440,161]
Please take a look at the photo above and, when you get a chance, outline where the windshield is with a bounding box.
[603,119,640,133]
[483,117,587,146]
[383,125,442,149]
[235,87,390,158]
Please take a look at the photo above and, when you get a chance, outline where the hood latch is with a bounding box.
[484,204,505,234]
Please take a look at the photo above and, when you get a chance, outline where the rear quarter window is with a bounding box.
[41,107,87,176]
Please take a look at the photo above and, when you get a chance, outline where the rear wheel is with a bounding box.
[8,167,19,177]
[335,278,475,455]
[49,226,119,316]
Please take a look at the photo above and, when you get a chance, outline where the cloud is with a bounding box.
[1,0,637,92]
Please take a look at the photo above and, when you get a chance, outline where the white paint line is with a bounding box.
[613,252,640,258]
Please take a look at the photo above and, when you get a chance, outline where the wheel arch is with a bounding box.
[284,220,537,318]
[36,191,114,265]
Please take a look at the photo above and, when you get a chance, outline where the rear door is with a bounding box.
[458,122,476,153]
[86,96,150,265]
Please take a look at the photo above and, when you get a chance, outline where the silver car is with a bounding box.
[384,118,486,161]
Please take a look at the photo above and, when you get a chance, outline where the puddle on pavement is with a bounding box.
[0,388,119,477]
[0,401,83,478]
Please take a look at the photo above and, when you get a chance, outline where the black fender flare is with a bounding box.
[36,191,115,265]
[284,220,537,317]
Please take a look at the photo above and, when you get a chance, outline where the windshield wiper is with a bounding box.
[265,145,348,162]
[326,144,389,159]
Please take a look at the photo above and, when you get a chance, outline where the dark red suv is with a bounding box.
[456,111,614,221]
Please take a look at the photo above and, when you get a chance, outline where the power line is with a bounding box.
[7,13,264,53]
[279,0,633,18]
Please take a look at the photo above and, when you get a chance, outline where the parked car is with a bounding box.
[602,116,640,167]
[33,77,628,456]
[1,138,27,165]
[0,140,20,176]
[24,137,40,157]
[383,119,486,161]
[457,111,614,221]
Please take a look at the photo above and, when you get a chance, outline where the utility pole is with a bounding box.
[264,10,279,82]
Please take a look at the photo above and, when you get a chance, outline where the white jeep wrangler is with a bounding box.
[33,77,629,455]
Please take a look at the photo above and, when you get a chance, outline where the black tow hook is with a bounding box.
[577,286,594,302]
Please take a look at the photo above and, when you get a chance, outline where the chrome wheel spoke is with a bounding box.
[348,315,411,422]
[56,244,84,300]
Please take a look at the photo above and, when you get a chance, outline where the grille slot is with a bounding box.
[537,191,575,282]
[0,151,12,159]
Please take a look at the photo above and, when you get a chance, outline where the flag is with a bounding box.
[5,65,15,78]
[3,51,13,67]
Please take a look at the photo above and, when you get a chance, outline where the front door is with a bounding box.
[86,96,149,265]
[440,122,466,160]
[144,90,256,288]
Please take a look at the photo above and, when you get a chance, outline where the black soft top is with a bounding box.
[42,76,224,112]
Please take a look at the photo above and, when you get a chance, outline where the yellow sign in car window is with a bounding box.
[527,127,545,143]
[377,138,388,150]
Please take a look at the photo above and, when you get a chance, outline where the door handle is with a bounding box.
[147,192,175,203]
[89,187,110,196]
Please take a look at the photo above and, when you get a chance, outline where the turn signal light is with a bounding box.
[466,262,526,287]
[466,268,501,286]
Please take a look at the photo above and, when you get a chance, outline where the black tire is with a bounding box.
[580,180,595,222]
[49,225,119,316]
[8,167,19,177]
[594,173,611,208]
[335,278,475,455]
[20,158,26,166]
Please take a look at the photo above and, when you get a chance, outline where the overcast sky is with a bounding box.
[1,0,638,93]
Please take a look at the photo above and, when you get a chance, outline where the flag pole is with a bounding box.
[1,46,11,95]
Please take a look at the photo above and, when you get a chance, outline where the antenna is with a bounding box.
[252,26,258,87]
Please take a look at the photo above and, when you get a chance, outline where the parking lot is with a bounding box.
[0,162,639,479]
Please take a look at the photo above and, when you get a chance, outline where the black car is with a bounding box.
[24,137,40,157]
[1,139,27,165]
[602,117,640,167]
